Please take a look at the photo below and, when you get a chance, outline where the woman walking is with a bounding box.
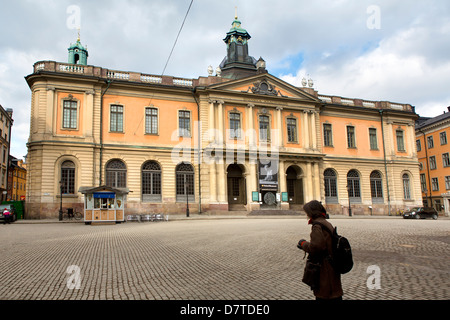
[297,200,343,301]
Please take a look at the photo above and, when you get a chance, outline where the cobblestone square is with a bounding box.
[0,216,448,301]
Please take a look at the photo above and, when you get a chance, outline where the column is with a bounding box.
[217,161,226,203]
[247,103,255,148]
[85,90,95,137]
[387,121,395,155]
[46,87,55,134]
[302,110,310,149]
[217,100,224,146]
[313,162,321,200]
[209,162,217,203]
[278,160,286,193]
[208,99,216,143]
[306,162,313,202]
[276,106,283,147]
[249,160,258,210]
[310,111,317,149]
[279,160,289,209]
[407,123,414,157]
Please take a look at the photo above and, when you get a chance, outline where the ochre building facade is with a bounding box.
[416,110,450,216]
[25,17,422,218]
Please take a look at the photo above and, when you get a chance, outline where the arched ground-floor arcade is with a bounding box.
[25,145,423,219]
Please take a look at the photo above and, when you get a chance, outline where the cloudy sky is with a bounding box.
[1,0,449,160]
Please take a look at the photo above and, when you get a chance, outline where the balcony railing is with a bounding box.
[33,61,198,88]
[318,94,414,112]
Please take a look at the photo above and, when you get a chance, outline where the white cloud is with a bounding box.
[280,23,450,117]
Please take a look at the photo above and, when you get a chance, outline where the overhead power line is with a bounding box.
[134,0,194,135]
[161,0,194,76]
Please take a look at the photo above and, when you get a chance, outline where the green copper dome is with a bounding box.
[68,39,87,51]
[223,16,251,45]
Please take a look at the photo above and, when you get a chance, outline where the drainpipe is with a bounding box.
[99,80,112,186]
[379,110,391,216]
[191,87,202,214]
[418,128,432,207]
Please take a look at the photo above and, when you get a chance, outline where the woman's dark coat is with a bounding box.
[301,217,343,299]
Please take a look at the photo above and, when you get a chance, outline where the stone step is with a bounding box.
[248,209,305,216]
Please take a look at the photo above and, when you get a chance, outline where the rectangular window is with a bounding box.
[145,108,158,134]
[259,115,270,141]
[229,112,241,139]
[348,179,361,199]
[370,179,383,199]
[179,110,191,137]
[445,176,450,190]
[286,118,297,143]
[396,130,405,151]
[61,168,75,194]
[420,174,427,192]
[427,136,434,149]
[430,156,436,170]
[110,105,123,132]
[443,153,450,167]
[324,178,337,198]
[347,126,356,148]
[440,132,447,145]
[403,175,411,200]
[63,100,77,129]
[431,177,439,191]
[416,139,421,152]
[369,128,378,150]
[323,123,333,147]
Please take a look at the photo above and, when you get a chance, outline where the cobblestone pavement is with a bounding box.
[0,216,448,301]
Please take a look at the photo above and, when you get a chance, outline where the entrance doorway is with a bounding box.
[227,163,246,210]
[286,165,304,209]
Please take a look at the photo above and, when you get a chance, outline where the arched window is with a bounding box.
[61,160,75,194]
[402,173,411,200]
[370,171,383,202]
[142,161,161,202]
[106,159,126,188]
[176,162,194,202]
[347,170,361,202]
[324,169,338,203]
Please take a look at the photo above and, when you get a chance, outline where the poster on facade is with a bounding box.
[259,159,278,191]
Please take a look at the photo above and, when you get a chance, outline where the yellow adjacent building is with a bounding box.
[8,156,27,201]
[416,110,450,216]
[0,104,13,202]
[25,17,422,219]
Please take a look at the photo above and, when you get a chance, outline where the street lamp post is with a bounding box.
[347,183,352,217]
[185,182,190,218]
[59,180,63,221]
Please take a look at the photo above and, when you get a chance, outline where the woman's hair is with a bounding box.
[303,200,326,219]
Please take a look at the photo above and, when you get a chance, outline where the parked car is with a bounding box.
[403,207,438,220]
[0,204,17,223]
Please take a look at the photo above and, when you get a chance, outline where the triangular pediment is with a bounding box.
[206,73,320,103]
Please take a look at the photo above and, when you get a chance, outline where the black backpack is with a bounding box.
[313,222,353,274]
